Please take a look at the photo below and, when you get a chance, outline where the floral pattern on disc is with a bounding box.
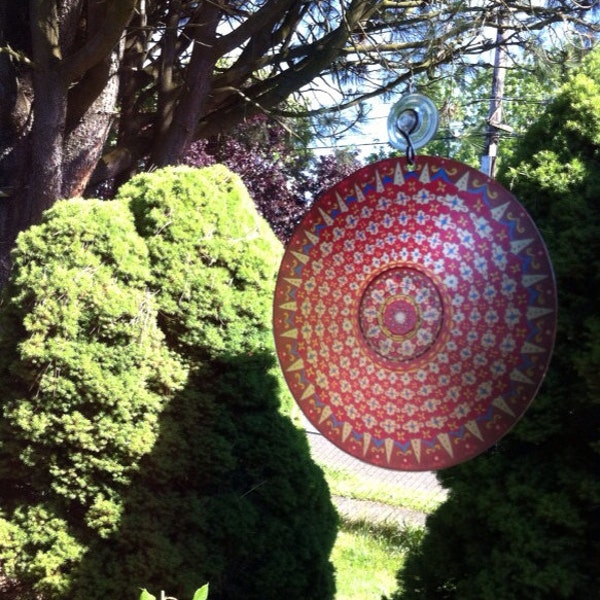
[273,157,556,470]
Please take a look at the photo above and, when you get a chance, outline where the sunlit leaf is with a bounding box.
[192,584,209,600]
[139,588,156,600]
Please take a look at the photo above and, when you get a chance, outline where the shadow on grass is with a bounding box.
[67,352,338,600]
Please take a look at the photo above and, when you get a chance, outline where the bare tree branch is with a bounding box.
[61,0,136,83]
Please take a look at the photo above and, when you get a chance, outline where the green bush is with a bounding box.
[0,166,337,600]
[118,165,278,360]
[388,49,600,600]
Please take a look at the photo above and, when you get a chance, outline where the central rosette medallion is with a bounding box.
[359,267,443,363]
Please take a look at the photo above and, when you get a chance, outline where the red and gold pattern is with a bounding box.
[273,157,556,470]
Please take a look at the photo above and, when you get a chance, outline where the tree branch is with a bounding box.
[151,3,222,165]
[214,0,297,56]
[60,0,136,83]
[31,0,62,67]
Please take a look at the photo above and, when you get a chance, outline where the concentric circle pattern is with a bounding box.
[273,157,556,470]
[359,267,443,363]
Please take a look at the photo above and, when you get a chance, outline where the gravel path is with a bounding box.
[304,425,447,527]
[331,495,430,528]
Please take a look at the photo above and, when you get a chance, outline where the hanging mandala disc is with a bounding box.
[273,156,557,471]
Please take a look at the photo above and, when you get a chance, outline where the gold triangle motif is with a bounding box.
[283,277,301,288]
[420,164,431,184]
[491,202,509,221]
[455,172,469,191]
[522,274,547,287]
[354,184,365,202]
[527,306,554,320]
[411,438,422,463]
[363,432,372,456]
[437,433,454,457]
[300,384,315,401]
[336,193,349,212]
[304,230,319,245]
[385,438,394,464]
[376,170,384,192]
[278,302,297,311]
[280,328,298,339]
[394,163,405,185]
[318,207,334,226]
[465,420,484,441]
[291,251,309,265]
[511,369,534,385]
[286,359,304,372]
[319,405,332,424]
[342,422,353,442]
[492,396,515,416]
[510,238,533,254]
[521,342,545,354]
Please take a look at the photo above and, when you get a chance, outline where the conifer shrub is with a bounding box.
[0,166,337,600]
[388,49,600,600]
[0,199,184,599]
[117,165,277,360]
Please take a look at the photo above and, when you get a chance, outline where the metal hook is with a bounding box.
[404,133,416,166]
[394,108,418,165]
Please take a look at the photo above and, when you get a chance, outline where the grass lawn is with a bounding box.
[319,460,442,600]
[323,464,444,514]
[290,413,445,600]
[332,519,424,600]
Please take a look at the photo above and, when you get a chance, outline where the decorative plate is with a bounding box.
[273,157,556,470]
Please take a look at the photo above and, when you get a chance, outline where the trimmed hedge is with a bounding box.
[0,166,337,600]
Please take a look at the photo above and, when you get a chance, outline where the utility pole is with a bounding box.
[481,15,511,178]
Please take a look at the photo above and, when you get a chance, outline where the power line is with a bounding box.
[307,131,518,152]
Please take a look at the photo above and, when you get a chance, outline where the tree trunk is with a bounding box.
[0,1,133,280]
[63,45,122,198]
[0,1,69,272]
[151,4,221,166]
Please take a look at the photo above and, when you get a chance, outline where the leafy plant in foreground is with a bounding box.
[140,583,209,600]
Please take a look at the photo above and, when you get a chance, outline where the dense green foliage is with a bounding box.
[429,44,590,169]
[119,165,278,360]
[0,166,337,600]
[140,584,208,600]
[388,49,600,600]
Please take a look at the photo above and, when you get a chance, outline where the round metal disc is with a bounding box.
[273,156,557,471]
[387,94,439,151]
